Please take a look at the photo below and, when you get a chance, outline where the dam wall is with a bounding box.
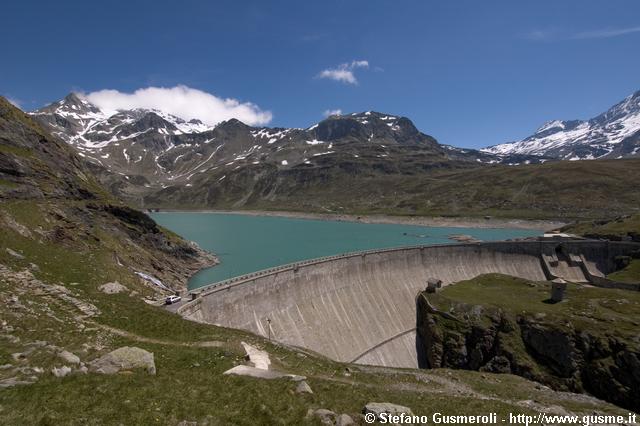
[180,241,640,369]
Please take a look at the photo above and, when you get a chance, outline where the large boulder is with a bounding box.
[98,281,127,294]
[58,350,81,365]
[295,380,313,394]
[336,413,355,426]
[51,366,72,378]
[89,346,156,375]
[363,402,414,420]
[308,409,336,425]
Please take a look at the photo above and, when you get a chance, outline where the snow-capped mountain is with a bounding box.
[483,90,640,160]
[31,93,506,192]
[32,93,214,147]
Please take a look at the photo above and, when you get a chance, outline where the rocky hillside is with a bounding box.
[143,156,640,221]
[417,274,640,412]
[31,93,500,180]
[0,96,215,293]
[484,90,640,160]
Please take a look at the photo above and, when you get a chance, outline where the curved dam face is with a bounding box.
[180,241,639,369]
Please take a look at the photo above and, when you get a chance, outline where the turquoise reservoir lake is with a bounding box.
[150,212,542,290]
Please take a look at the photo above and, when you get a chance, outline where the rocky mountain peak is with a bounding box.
[483,89,640,160]
[308,111,424,145]
[63,92,83,103]
[591,90,640,125]
[218,118,250,129]
[136,111,179,131]
[531,120,584,139]
[36,92,103,117]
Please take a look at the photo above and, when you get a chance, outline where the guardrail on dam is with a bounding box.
[178,240,640,369]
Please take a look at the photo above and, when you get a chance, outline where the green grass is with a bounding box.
[607,259,640,283]
[0,143,33,157]
[431,274,640,340]
[0,178,19,188]
[145,158,640,221]
[562,213,640,238]
[2,334,623,426]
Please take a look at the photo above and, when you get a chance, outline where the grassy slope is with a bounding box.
[608,260,640,283]
[148,156,640,221]
[430,274,640,341]
[562,213,640,238]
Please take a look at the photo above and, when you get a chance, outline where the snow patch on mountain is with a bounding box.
[483,91,640,160]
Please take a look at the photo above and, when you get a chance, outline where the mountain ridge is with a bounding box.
[28,92,640,221]
[31,94,526,204]
[483,90,640,160]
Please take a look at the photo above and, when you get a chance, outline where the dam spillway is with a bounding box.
[178,241,640,369]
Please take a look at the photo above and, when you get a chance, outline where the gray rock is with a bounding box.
[363,402,413,419]
[58,350,81,364]
[52,366,72,378]
[481,355,511,374]
[223,365,305,381]
[11,353,27,362]
[295,380,313,394]
[45,344,60,352]
[312,409,336,425]
[6,248,24,259]
[0,377,36,388]
[4,334,19,343]
[98,281,127,294]
[0,364,13,370]
[336,414,355,426]
[89,346,156,375]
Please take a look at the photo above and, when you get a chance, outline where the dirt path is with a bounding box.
[93,323,224,348]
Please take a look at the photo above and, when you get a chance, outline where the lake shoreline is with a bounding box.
[152,209,564,231]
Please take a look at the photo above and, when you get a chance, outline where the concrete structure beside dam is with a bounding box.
[178,241,640,369]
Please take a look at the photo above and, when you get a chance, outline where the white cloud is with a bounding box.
[523,29,558,41]
[82,85,272,126]
[350,60,369,68]
[317,60,370,85]
[319,69,358,84]
[525,26,640,42]
[323,109,342,117]
[571,26,640,40]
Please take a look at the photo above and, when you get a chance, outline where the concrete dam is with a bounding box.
[178,241,640,369]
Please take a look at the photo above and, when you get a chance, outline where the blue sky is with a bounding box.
[2,0,640,148]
